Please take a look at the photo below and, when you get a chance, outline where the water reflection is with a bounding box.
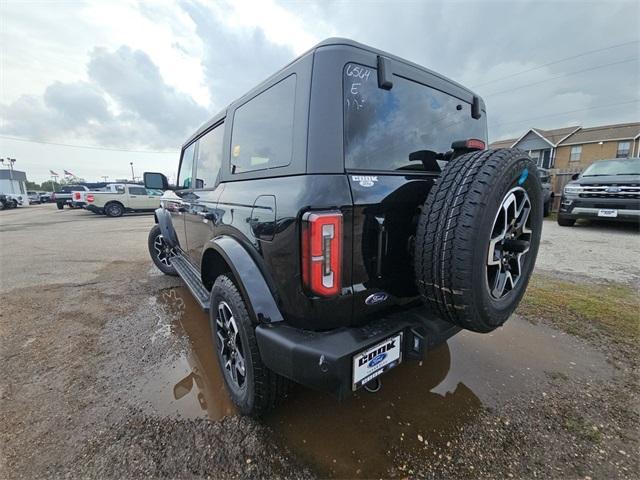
[264,343,482,478]
[149,287,611,479]
[150,288,237,420]
[154,287,481,478]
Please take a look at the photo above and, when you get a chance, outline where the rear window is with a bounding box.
[59,185,83,193]
[344,63,487,171]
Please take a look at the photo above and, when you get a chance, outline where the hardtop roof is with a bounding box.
[183,37,481,149]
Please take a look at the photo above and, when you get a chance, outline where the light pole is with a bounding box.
[130,162,135,182]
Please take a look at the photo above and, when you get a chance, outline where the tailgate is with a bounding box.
[348,173,436,322]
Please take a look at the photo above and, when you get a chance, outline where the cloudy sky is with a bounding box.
[1,0,638,183]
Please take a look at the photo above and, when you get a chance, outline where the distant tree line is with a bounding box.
[26,176,86,191]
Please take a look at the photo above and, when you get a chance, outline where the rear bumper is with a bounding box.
[255,305,459,399]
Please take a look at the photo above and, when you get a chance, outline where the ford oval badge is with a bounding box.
[365,292,389,305]
[368,352,387,367]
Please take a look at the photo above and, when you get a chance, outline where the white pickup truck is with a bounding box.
[85,184,162,217]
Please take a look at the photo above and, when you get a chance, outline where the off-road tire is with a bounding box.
[557,217,575,227]
[210,275,289,416]
[105,201,124,217]
[148,224,177,276]
[415,148,543,333]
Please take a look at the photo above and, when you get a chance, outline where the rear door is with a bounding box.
[183,121,225,266]
[343,62,487,318]
[127,186,151,209]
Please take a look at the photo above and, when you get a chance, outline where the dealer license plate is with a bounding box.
[352,333,403,390]
[598,209,618,218]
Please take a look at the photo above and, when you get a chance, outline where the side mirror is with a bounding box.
[571,173,580,181]
[144,172,169,190]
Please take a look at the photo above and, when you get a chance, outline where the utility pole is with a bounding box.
[130,162,135,182]
[101,175,108,182]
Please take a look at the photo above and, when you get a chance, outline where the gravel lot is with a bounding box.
[1,205,638,479]
[535,219,640,286]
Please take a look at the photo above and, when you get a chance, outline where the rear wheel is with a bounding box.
[56,202,64,210]
[415,148,543,333]
[543,199,551,217]
[210,275,289,415]
[147,224,177,275]
[105,202,124,217]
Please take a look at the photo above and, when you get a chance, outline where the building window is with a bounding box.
[616,141,631,158]
[570,145,582,162]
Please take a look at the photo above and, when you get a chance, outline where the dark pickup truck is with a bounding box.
[558,157,640,225]
[144,38,543,415]
[51,185,89,209]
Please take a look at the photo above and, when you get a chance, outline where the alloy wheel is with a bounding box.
[153,234,175,266]
[215,301,246,390]
[486,186,532,299]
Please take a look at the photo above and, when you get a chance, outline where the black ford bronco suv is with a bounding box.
[144,38,543,415]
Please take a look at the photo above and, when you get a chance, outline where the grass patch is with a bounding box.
[563,415,603,443]
[517,274,639,352]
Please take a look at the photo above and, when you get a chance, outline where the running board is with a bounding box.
[171,255,210,311]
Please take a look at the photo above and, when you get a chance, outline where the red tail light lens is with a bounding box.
[466,139,486,150]
[301,211,342,297]
[74,192,80,200]
[87,194,94,203]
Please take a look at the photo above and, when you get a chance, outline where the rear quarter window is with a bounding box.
[230,74,296,174]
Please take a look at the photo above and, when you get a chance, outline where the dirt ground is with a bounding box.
[1,204,638,479]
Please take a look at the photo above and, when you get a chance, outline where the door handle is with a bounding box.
[197,211,216,221]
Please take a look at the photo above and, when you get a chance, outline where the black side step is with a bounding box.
[171,255,210,311]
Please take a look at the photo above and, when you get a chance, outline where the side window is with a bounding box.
[194,123,224,189]
[231,74,296,174]
[128,186,147,195]
[178,142,196,189]
[115,185,125,194]
[147,189,163,196]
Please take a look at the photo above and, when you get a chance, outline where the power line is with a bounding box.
[489,99,640,129]
[484,57,638,98]
[0,135,178,154]
[472,40,640,88]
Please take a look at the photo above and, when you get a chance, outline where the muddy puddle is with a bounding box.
[140,286,614,478]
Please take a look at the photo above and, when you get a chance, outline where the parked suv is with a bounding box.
[558,157,640,226]
[144,38,543,415]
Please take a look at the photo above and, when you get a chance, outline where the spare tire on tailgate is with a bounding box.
[415,148,543,333]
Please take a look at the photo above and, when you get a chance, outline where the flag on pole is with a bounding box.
[49,170,59,176]
[64,169,74,176]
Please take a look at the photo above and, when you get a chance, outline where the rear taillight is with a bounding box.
[74,192,80,200]
[465,139,486,150]
[51,193,56,200]
[301,211,342,297]
[87,194,94,203]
